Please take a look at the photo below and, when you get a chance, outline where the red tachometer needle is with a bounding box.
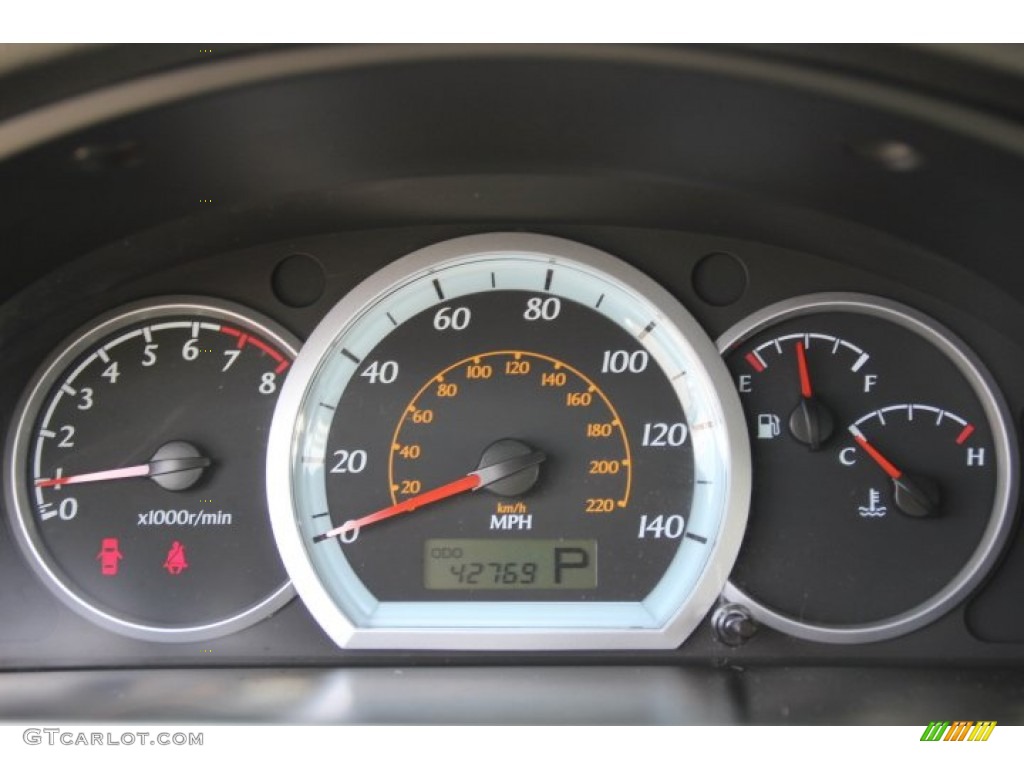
[35,447,211,489]
[35,464,151,488]
[315,449,546,542]
[795,340,813,398]
[849,426,902,479]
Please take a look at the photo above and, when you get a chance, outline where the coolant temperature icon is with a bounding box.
[163,541,189,575]
[858,488,887,518]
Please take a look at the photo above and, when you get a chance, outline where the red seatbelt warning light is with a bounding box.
[163,541,189,575]
[97,537,123,576]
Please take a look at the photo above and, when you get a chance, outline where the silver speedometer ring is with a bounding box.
[268,232,750,650]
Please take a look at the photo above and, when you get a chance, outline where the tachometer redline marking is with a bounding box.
[220,326,249,349]
[221,326,290,372]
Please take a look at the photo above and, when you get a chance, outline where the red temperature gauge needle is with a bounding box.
[849,426,902,479]
[315,449,546,542]
[848,425,940,517]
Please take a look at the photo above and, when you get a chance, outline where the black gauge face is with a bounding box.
[269,234,749,650]
[5,299,298,641]
[326,292,690,602]
[718,294,1017,642]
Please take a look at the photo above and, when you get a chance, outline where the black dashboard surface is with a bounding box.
[2,44,1024,723]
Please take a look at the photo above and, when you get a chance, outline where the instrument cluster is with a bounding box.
[3,46,1024,680]
[3,223,1022,664]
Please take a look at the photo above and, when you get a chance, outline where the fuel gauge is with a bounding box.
[718,294,1017,643]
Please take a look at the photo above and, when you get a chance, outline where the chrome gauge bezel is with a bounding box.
[718,292,1019,644]
[268,233,751,650]
[4,297,300,642]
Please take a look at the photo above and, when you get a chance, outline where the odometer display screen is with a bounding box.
[425,539,597,590]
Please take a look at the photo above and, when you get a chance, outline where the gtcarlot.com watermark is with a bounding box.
[23,728,203,747]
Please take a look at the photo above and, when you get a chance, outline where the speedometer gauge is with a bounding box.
[268,233,749,650]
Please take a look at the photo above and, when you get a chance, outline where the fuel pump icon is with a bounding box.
[756,413,781,440]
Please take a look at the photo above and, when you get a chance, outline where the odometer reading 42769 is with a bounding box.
[424,539,597,590]
[268,234,750,650]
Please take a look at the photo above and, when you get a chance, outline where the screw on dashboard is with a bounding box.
[712,602,759,647]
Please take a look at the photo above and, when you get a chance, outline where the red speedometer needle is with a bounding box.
[314,449,546,542]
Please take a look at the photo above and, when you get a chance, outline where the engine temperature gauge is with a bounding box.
[718,294,1017,643]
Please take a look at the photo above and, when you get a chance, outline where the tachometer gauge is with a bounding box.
[718,294,1018,643]
[4,298,299,641]
[268,233,749,650]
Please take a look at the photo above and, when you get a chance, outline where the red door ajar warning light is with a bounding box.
[97,537,123,576]
[163,541,188,575]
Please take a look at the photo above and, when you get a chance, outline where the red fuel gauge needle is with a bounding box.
[848,425,940,517]
[795,340,813,398]
[315,448,546,542]
[788,340,834,450]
